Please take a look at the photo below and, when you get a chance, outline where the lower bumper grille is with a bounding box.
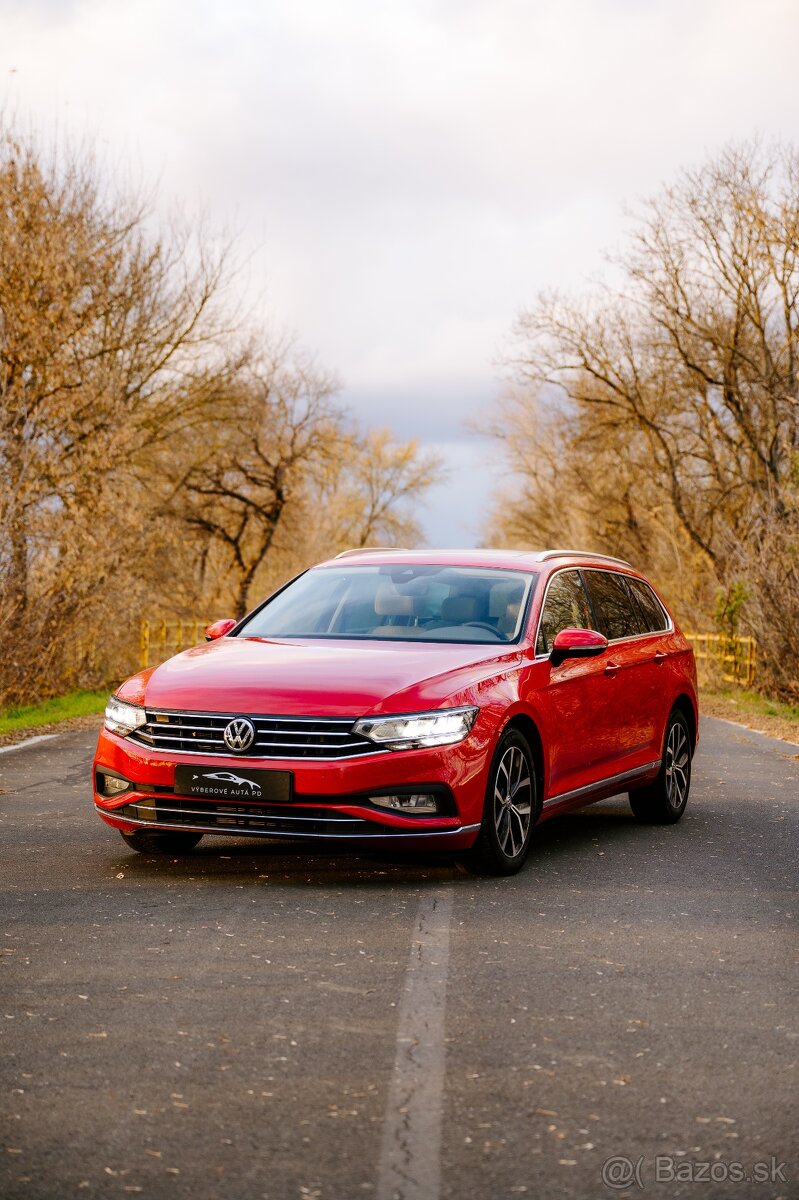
[116,797,384,837]
[105,797,473,842]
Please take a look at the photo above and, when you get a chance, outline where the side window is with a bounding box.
[583,571,645,640]
[536,570,594,655]
[626,577,669,633]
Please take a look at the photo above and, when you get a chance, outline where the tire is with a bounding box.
[629,709,692,824]
[120,829,204,855]
[466,728,537,875]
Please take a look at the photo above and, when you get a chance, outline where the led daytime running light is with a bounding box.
[354,706,478,750]
[104,696,147,738]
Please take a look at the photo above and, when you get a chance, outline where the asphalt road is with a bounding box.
[1,717,796,1200]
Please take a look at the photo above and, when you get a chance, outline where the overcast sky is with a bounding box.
[2,0,798,544]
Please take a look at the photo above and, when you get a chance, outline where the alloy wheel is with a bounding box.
[493,744,533,857]
[664,721,690,808]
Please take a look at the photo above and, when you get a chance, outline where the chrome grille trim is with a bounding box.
[100,802,478,842]
[128,708,387,760]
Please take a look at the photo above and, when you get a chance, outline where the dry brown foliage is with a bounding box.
[489,141,799,699]
[172,346,442,618]
[0,123,442,705]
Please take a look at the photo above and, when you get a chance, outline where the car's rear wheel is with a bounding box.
[120,829,204,855]
[628,709,692,824]
[466,728,536,875]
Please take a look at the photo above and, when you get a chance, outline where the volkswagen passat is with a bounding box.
[93,549,698,874]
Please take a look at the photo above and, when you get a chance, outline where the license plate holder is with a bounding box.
[174,765,293,803]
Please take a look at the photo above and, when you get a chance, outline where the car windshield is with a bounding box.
[236,564,537,644]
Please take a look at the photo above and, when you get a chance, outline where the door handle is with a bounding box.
[604,661,620,676]
[653,651,667,663]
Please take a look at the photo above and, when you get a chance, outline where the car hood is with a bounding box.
[137,636,521,716]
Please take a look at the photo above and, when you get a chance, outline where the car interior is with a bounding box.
[240,566,533,643]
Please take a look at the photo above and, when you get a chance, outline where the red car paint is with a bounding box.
[93,549,698,855]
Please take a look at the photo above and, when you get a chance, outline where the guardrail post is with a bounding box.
[139,618,214,670]
[140,621,150,670]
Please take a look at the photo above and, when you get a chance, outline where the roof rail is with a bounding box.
[334,546,409,559]
[535,549,632,567]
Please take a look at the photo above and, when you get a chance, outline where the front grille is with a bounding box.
[118,798,384,837]
[128,710,384,759]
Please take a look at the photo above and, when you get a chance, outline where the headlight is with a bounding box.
[104,696,146,737]
[353,706,478,750]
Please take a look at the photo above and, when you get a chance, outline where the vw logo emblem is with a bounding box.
[223,717,256,753]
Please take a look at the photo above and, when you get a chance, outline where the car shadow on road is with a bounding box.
[107,795,674,888]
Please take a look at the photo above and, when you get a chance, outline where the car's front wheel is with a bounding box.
[629,709,692,824]
[120,829,204,855]
[467,728,537,875]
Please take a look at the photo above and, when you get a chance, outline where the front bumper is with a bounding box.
[93,726,490,849]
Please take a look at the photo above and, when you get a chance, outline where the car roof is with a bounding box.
[319,547,634,572]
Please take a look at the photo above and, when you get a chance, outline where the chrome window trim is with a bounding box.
[530,564,673,660]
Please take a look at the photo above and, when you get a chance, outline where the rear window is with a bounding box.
[626,577,669,633]
[237,564,536,644]
[583,570,645,640]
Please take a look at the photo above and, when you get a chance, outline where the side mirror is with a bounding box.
[550,627,608,667]
[205,618,237,642]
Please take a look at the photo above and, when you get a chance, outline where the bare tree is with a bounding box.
[493,141,799,697]
[0,118,446,704]
[176,350,342,617]
[0,122,239,702]
[316,427,444,551]
[176,352,443,617]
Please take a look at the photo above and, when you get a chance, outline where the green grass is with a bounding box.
[2,683,797,739]
[0,688,108,735]
[702,685,799,730]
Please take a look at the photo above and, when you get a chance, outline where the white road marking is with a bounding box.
[377,886,453,1200]
[705,714,799,750]
[0,734,59,755]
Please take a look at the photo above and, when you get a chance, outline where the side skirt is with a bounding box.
[542,760,661,812]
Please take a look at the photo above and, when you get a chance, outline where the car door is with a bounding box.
[580,568,662,773]
[530,568,615,799]
[624,574,676,759]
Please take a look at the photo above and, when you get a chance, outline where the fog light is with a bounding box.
[370,793,439,814]
[98,772,130,796]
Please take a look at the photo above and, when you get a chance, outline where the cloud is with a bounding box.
[2,0,798,542]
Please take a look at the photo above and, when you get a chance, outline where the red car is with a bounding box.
[93,549,698,874]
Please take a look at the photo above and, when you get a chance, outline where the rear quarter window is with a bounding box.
[626,576,669,633]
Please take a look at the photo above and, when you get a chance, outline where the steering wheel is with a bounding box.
[463,622,508,642]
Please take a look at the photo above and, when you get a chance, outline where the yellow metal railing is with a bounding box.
[684,632,756,688]
[140,619,210,670]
